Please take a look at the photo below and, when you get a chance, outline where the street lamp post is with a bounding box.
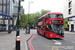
[25,2,33,34]
[28,2,33,24]
[16,0,21,50]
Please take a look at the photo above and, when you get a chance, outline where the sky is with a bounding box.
[21,0,64,14]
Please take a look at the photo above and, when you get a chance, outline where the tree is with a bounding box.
[20,9,51,28]
[23,9,24,14]
[64,18,68,28]
[40,9,51,16]
[32,9,51,27]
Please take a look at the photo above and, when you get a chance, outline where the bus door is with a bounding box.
[44,15,49,37]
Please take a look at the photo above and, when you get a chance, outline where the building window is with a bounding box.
[69,8,72,15]
[16,1,17,5]
[69,18,72,21]
[69,17,75,21]
[0,6,2,14]
[69,0,72,1]
[13,0,15,3]
[4,0,6,4]
[7,0,9,4]
[69,1,72,8]
[0,0,2,4]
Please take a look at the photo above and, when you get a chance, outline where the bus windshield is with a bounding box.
[49,14,63,18]
[51,24,64,33]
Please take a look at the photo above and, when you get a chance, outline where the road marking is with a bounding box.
[72,41,75,43]
[42,45,49,47]
[50,46,59,50]
[52,39,62,45]
[42,45,59,50]
[28,33,35,50]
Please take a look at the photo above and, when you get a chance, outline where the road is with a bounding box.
[30,29,75,50]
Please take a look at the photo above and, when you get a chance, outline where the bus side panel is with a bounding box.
[38,30,43,36]
[37,23,38,33]
[45,31,50,38]
[45,31,55,38]
[45,31,64,38]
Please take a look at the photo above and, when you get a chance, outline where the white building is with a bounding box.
[63,0,75,32]
[0,0,23,32]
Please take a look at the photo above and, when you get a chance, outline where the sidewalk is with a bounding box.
[20,30,32,50]
[0,30,32,50]
[64,31,75,35]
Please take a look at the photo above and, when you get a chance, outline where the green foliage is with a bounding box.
[40,9,51,16]
[64,18,68,28]
[20,14,28,27]
[20,9,51,27]
[21,0,24,1]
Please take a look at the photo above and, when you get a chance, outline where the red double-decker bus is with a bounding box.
[37,12,64,38]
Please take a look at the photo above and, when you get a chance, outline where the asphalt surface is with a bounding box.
[30,29,75,50]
